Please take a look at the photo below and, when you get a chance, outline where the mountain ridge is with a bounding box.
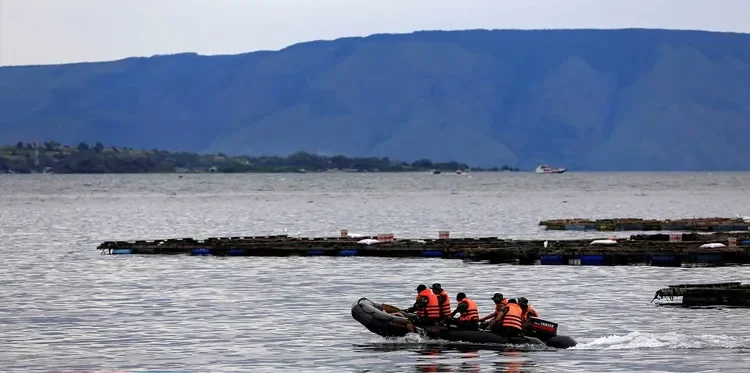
[2,28,750,170]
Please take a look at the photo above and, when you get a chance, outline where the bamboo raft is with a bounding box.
[539,217,750,232]
[96,231,750,266]
[652,282,750,307]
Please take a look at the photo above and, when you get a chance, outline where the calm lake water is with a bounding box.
[1,172,749,373]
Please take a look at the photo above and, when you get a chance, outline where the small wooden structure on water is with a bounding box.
[539,217,750,232]
[96,231,750,267]
[652,282,750,307]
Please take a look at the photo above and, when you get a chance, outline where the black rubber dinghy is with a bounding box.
[351,297,577,349]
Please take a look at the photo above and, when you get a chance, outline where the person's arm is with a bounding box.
[448,302,467,319]
[478,311,496,322]
[489,306,507,328]
[404,296,426,313]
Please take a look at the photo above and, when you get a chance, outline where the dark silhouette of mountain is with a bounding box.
[2,28,750,171]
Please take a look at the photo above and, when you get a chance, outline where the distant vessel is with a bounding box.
[535,164,566,174]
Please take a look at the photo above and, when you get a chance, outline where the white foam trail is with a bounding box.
[572,332,750,350]
[402,333,426,343]
[371,333,427,344]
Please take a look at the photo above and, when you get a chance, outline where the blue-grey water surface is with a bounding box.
[1,172,749,373]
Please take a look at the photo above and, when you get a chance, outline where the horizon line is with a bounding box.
[1,26,748,68]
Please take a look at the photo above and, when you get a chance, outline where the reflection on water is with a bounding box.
[354,342,546,372]
[410,348,535,373]
[354,342,547,353]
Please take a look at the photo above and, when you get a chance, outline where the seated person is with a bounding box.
[395,284,441,326]
[478,292,507,327]
[431,283,452,321]
[518,297,539,327]
[487,298,524,338]
[442,292,479,330]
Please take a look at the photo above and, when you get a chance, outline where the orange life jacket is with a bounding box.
[523,306,539,321]
[502,303,524,330]
[435,290,451,318]
[458,298,479,322]
[494,298,508,314]
[416,289,440,320]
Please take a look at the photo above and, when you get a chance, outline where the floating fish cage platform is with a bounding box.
[539,217,750,232]
[652,282,750,307]
[96,232,750,267]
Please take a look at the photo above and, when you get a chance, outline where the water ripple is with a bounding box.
[1,173,749,372]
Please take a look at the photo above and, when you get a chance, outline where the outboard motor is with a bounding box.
[525,317,558,339]
[526,317,578,348]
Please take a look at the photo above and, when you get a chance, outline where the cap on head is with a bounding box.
[518,297,529,305]
[491,293,504,301]
[431,283,442,291]
[416,284,427,292]
[457,292,466,300]
[508,298,517,304]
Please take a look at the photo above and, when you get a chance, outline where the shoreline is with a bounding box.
[0,141,521,174]
[0,169,521,175]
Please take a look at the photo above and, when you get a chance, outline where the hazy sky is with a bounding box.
[1,0,748,66]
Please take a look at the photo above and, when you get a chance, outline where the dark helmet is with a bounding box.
[508,298,517,304]
[456,292,467,300]
[416,284,427,292]
[491,293,504,302]
[431,283,443,292]
[518,297,529,305]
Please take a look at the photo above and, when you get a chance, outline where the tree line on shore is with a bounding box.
[0,141,520,174]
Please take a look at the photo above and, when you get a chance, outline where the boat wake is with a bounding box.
[356,332,750,352]
[571,332,750,350]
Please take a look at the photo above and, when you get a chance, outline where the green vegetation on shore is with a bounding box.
[0,141,520,174]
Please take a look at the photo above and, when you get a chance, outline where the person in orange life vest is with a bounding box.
[489,298,525,338]
[518,297,539,327]
[443,292,480,330]
[404,284,441,325]
[430,283,451,320]
[478,292,507,327]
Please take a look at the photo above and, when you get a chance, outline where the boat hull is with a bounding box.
[351,297,577,349]
[537,170,566,174]
[535,165,566,174]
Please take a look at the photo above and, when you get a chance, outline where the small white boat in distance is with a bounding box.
[536,164,566,174]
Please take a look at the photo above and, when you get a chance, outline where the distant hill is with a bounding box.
[2,28,750,171]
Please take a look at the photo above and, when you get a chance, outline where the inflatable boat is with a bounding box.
[351,297,577,349]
